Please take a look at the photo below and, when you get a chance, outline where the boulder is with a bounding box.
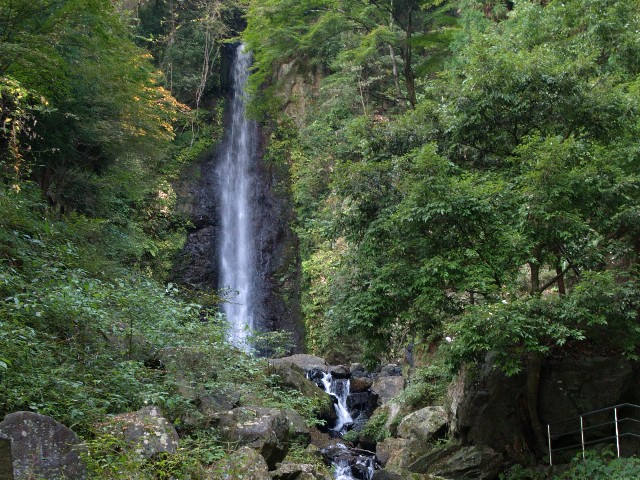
[372,471,403,480]
[397,406,448,443]
[271,355,328,372]
[198,388,241,417]
[268,362,336,423]
[350,377,373,393]
[409,444,503,479]
[218,407,290,469]
[105,406,179,459]
[379,364,402,377]
[283,410,311,445]
[350,363,366,377]
[270,462,332,479]
[210,445,270,479]
[329,365,350,378]
[0,411,86,480]
[375,438,407,467]
[0,438,13,480]
[372,376,405,405]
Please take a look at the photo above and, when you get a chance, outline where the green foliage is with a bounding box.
[359,410,391,443]
[245,0,640,368]
[501,451,640,480]
[0,183,326,477]
[554,450,640,480]
[83,429,226,479]
[400,361,451,409]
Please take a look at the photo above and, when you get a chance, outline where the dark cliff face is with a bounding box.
[171,54,304,351]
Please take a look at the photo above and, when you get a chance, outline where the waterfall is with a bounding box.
[318,372,353,435]
[216,44,259,349]
[309,370,375,480]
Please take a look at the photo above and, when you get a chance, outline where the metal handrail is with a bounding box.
[546,403,640,466]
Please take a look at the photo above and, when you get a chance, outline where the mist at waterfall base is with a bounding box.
[216,44,260,349]
[308,370,376,480]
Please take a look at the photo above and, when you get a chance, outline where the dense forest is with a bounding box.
[1,0,640,478]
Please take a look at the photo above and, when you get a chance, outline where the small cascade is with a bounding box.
[318,372,353,435]
[308,369,376,480]
[323,444,375,480]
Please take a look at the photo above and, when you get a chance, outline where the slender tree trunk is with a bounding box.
[403,10,416,108]
[387,3,403,105]
[529,244,542,295]
[389,44,402,103]
[556,265,566,295]
[525,244,548,454]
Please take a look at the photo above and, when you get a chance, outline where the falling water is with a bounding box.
[217,44,259,349]
[318,372,353,434]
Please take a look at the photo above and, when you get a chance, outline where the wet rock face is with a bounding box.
[448,356,639,461]
[172,116,304,349]
[105,406,179,459]
[0,412,86,480]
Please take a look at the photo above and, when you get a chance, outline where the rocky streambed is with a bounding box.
[2,353,639,479]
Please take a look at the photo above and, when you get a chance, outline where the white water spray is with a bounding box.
[319,372,353,434]
[217,44,259,349]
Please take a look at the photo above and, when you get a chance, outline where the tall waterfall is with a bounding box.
[217,44,259,348]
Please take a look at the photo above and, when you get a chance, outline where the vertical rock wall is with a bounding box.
[172,44,303,351]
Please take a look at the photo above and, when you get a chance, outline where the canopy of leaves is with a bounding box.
[246,0,640,368]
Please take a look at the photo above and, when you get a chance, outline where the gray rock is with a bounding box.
[350,377,373,393]
[0,438,13,480]
[210,445,270,479]
[409,444,503,479]
[271,355,329,372]
[376,438,408,466]
[268,361,336,423]
[218,407,290,469]
[397,406,448,442]
[379,364,402,377]
[198,388,241,415]
[329,365,350,378]
[0,412,86,479]
[372,471,404,480]
[283,409,311,445]
[105,406,179,459]
[350,363,366,376]
[448,356,636,461]
[270,462,331,479]
[372,376,405,405]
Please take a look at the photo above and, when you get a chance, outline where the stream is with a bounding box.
[308,370,376,480]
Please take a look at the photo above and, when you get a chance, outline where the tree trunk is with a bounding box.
[529,244,542,295]
[403,10,416,108]
[388,44,402,103]
[556,265,566,295]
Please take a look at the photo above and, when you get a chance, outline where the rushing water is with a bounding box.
[310,371,375,480]
[318,371,354,435]
[216,44,259,349]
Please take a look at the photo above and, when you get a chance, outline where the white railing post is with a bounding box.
[580,416,585,460]
[547,424,553,466]
[614,407,621,457]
